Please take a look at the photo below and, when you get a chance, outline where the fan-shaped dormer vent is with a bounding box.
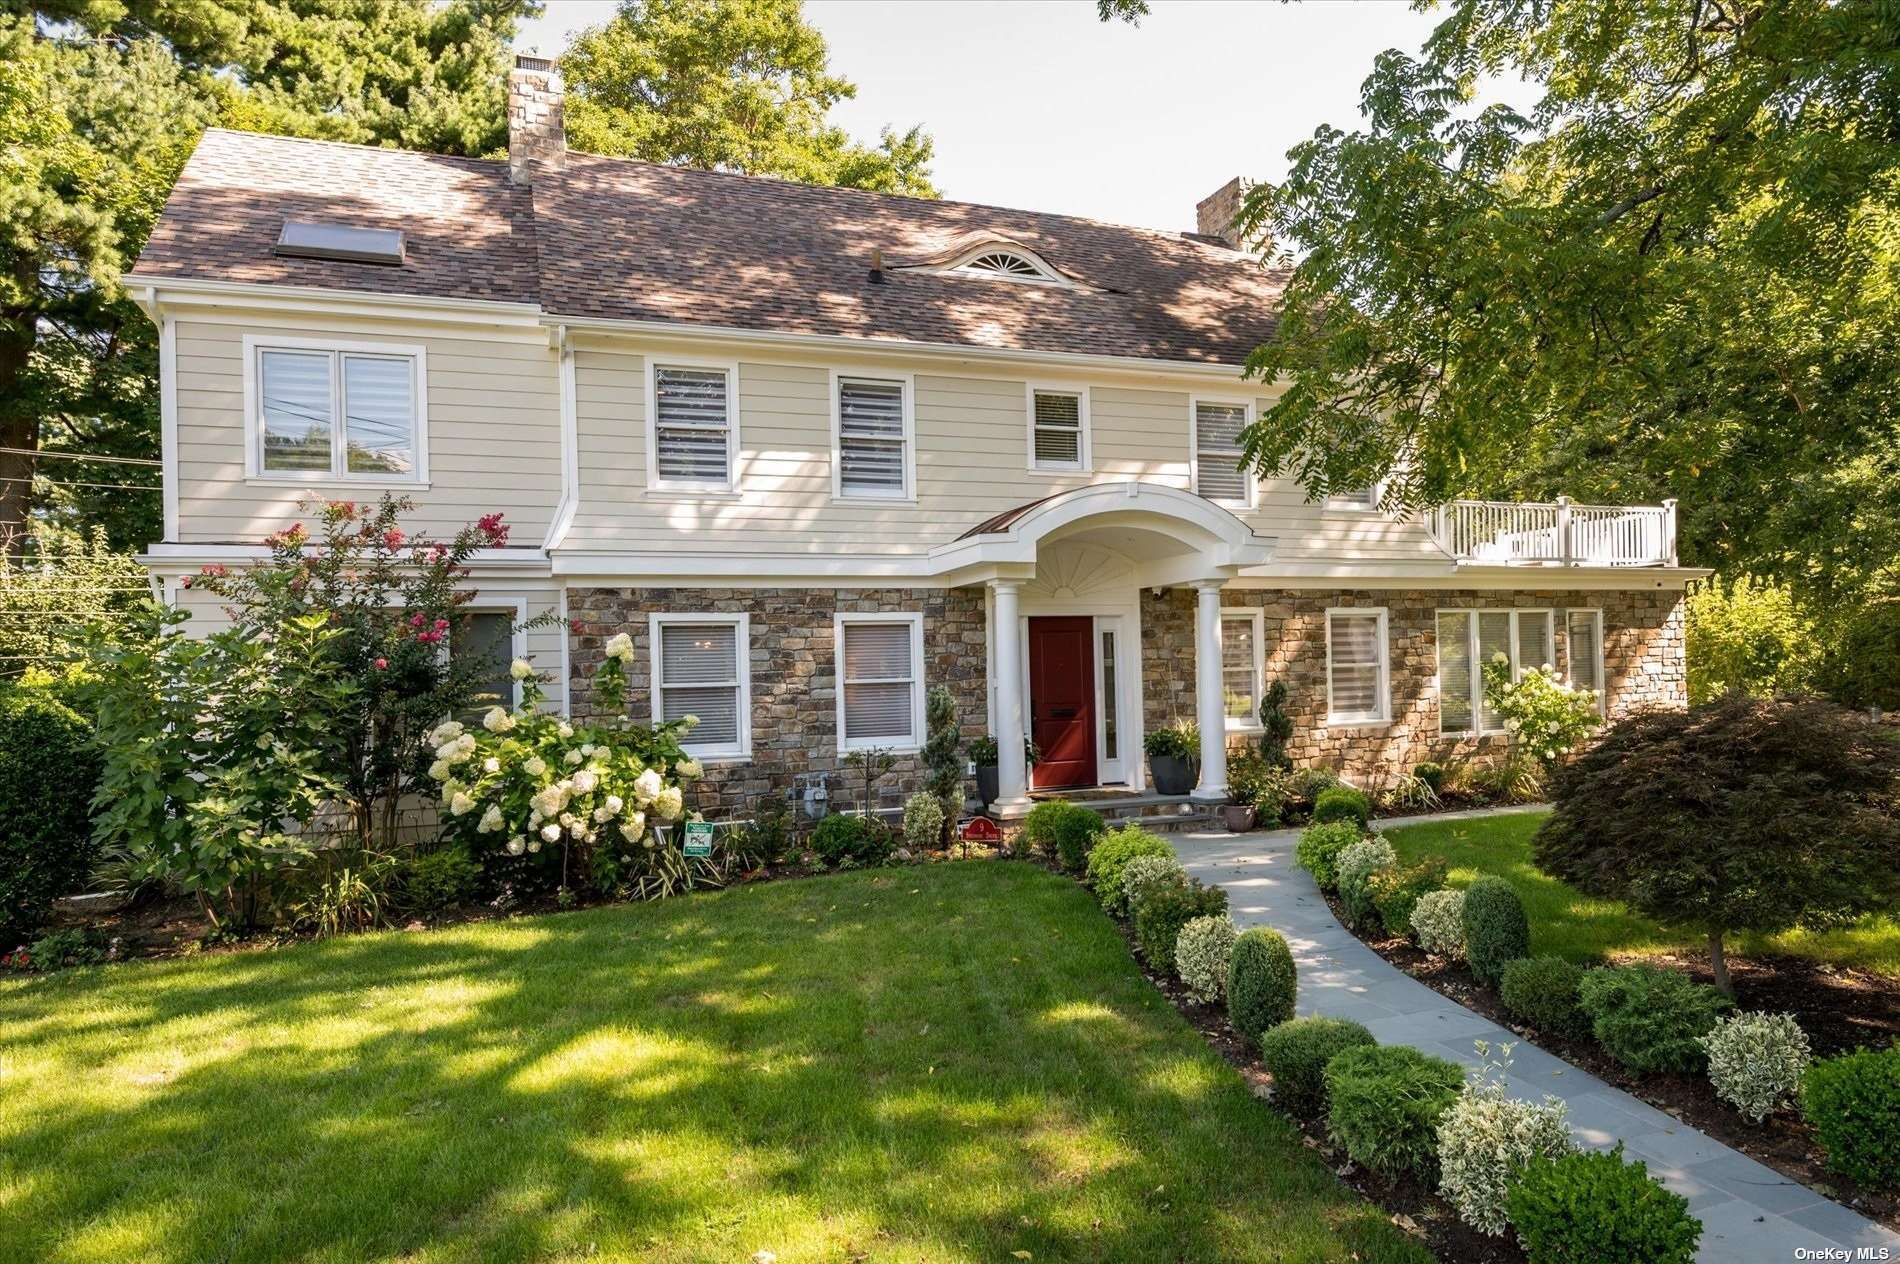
[961,251,1046,278]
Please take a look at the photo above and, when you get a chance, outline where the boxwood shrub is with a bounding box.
[1801,1047,1900,1188]
[1021,800,1104,872]
[1258,1016,1376,1117]
[0,686,102,944]
[1462,875,1530,988]
[1134,878,1227,974]
[1084,826,1175,916]
[1294,820,1361,892]
[1499,956,1591,1040]
[1368,857,1447,939]
[1312,784,1371,828]
[1324,1044,1464,1183]
[1577,964,1732,1075]
[811,812,892,866]
[1506,1146,1700,1264]
[1227,927,1297,1045]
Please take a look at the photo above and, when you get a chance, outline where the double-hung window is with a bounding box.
[1326,484,1381,510]
[1220,608,1265,729]
[649,362,737,491]
[834,613,924,751]
[1192,398,1252,505]
[1435,609,1556,735]
[452,609,519,721]
[835,374,912,499]
[1565,609,1605,712]
[650,614,750,759]
[1326,608,1389,725]
[1029,387,1088,471]
[249,338,424,480]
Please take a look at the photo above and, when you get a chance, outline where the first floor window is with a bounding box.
[1193,399,1251,504]
[837,375,910,498]
[1436,608,1555,734]
[836,614,924,750]
[1566,609,1605,711]
[1031,389,1085,470]
[1326,608,1388,724]
[257,344,418,477]
[651,614,750,758]
[651,363,735,488]
[1220,609,1264,727]
[454,610,517,720]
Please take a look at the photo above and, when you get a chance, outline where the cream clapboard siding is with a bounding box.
[173,314,560,543]
[165,577,569,712]
[561,339,1440,563]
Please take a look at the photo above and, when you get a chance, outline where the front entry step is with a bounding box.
[1041,791,1217,834]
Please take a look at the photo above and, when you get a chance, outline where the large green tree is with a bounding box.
[1190,0,1899,698]
[561,0,937,196]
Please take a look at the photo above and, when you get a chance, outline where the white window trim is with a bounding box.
[830,370,917,503]
[645,357,742,494]
[932,242,1073,287]
[648,612,752,761]
[1188,394,1255,508]
[1025,383,1092,473]
[1566,607,1606,714]
[1325,480,1385,511]
[833,611,926,754]
[1219,606,1266,732]
[241,334,429,485]
[1433,607,1558,737]
[1325,606,1390,727]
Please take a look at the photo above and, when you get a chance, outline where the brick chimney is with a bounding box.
[508,54,565,186]
[1194,176,1247,248]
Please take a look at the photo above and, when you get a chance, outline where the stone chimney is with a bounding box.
[1194,176,1247,248]
[508,54,565,186]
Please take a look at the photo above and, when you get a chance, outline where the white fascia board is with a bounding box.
[141,542,554,577]
[1230,562,1713,591]
[121,275,544,331]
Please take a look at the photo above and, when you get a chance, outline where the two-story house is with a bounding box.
[124,57,1701,821]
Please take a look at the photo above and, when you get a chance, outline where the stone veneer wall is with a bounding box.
[567,587,987,819]
[1141,586,1687,789]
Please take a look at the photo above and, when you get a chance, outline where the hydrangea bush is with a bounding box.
[1481,655,1602,768]
[1411,888,1467,957]
[1436,1041,1574,1235]
[1174,914,1237,1004]
[1700,1012,1810,1123]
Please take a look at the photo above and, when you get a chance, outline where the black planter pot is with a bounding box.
[1149,754,1197,796]
[976,764,1000,807]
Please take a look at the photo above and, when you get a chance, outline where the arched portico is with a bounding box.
[928,482,1277,819]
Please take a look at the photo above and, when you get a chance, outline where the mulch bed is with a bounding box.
[1336,897,1900,1235]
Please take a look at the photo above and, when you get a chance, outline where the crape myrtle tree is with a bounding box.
[1536,694,1900,995]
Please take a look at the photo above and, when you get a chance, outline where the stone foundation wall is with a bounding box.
[567,586,987,819]
[1141,585,1686,790]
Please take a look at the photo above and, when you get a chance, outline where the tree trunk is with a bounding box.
[0,312,39,557]
[1708,929,1733,997]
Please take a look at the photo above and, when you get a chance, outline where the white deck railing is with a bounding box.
[1430,497,1677,567]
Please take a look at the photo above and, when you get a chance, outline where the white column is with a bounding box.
[990,579,1033,819]
[1191,579,1230,804]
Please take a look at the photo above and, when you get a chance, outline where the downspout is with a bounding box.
[543,323,579,551]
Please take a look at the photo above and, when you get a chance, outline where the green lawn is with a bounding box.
[0,863,1428,1264]
[1386,810,1900,976]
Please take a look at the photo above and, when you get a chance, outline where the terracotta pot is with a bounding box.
[1220,803,1257,833]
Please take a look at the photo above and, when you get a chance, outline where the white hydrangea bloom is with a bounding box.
[523,756,547,777]
[572,769,599,794]
[482,706,515,733]
[563,749,584,766]
[676,757,704,781]
[619,812,646,843]
[604,794,624,816]
[482,756,500,774]
[633,768,664,805]
[506,836,526,856]
[558,812,576,828]
[428,720,464,746]
[557,722,574,738]
[427,759,451,781]
[449,791,475,817]
[539,823,561,843]
[653,785,684,822]
[680,713,700,729]
[531,785,567,818]
[477,805,504,833]
[509,658,534,681]
[570,821,588,840]
[527,838,542,853]
[592,805,612,823]
[603,632,635,662]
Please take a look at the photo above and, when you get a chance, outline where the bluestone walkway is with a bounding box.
[1171,807,1900,1264]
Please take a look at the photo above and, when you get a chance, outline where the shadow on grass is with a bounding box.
[0,864,1424,1263]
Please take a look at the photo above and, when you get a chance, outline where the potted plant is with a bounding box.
[1224,750,1289,832]
[1144,720,1199,795]
[967,735,1041,807]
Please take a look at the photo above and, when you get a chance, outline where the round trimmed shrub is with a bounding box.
[1118,852,1186,919]
[1312,784,1371,828]
[1175,914,1237,1005]
[401,846,480,916]
[1578,964,1732,1075]
[1410,888,1466,958]
[811,812,891,866]
[1461,875,1530,988]
[1085,826,1175,916]
[1227,927,1296,1045]
[1506,1146,1701,1264]
[1802,1047,1900,1188]
[1134,877,1227,974]
[1324,1044,1464,1183]
[1294,820,1361,892]
[1700,1012,1810,1124]
[1436,1082,1573,1236]
[1021,800,1103,872]
[1499,956,1590,1040]
[1368,857,1447,939]
[1258,1016,1376,1117]
[1336,835,1397,928]
[901,792,945,853]
[0,687,102,944]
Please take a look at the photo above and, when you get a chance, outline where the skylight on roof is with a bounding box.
[275,220,406,266]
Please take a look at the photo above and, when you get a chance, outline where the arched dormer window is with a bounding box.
[907,240,1074,287]
[956,250,1050,280]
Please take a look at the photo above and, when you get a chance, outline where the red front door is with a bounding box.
[1028,616,1096,791]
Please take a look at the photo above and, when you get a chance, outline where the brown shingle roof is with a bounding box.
[133,129,1290,366]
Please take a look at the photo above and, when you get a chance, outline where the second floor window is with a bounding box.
[836,375,911,499]
[651,364,736,490]
[1030,388,1086,471]
[1192,399,1251,505]
[255,343,420,479]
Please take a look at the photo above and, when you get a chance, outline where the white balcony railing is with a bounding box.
[1430,497,1678,567]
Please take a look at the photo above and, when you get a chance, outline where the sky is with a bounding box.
[513,1,1520,233]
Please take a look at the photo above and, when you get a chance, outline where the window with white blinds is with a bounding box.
[253,341,421,479]
[1326,608,1388,724]
[650,364,735,489]
[836,375,911,498]
[453,610,517,721]
[1192,399,1251,504]
[1566,609,1604,712]
[835,614,923,750]
[1436,608,1556,735]
[1327,485,1381,509]
[1030,388,1086,470]
[650,614,750,758]
[1220,609,1264,727]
